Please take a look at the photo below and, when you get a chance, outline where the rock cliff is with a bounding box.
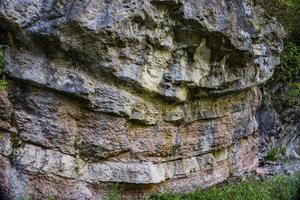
[258,83,300,160]
[0,0,283,199]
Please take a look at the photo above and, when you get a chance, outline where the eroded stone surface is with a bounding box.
[0,0,283,199]
[258,85,300,159]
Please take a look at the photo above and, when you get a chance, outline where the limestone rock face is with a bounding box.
[258,85,300,159]
[0,0,282,199]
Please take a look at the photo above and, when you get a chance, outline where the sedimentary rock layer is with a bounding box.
[0,0,282,199]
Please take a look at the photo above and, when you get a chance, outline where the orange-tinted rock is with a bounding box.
[230,136,259,176]
[0,0,283,198]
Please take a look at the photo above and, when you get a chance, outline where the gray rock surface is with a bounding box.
[0,0,283,199]
[258,83,300,159]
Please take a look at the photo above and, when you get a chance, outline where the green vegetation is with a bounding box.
[0,44,7,91]
[0,79,8,91]
[46,195,55,200]
[107,183,123,200]
[258,0,300,37]
[21,195,32,200]
[18,168,299,200]
[288,82,300,98]
[273,42,300,83]
[264,147,287,161]
[272,41,300,101]
[146,173,300,200]
[260,0,300,99]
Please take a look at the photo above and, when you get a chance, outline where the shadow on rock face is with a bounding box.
[0,189,6,200]
[297,187,300,200]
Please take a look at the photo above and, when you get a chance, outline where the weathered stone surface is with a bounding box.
[0,92,13,157]
[12,137,255,186]
[2,0,282,101]
[0,91,13,132]
[0,132,12,157]
[258,85,300,159]
[230,135,259,176]
[0,0,283,199]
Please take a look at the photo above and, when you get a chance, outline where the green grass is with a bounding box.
[146,173,300,200]
[107,183,123,200]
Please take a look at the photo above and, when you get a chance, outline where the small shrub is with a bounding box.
[265,147,286,161]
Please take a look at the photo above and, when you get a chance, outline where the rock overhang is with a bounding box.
[0,0,283,198]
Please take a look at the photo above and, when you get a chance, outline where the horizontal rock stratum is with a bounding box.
[0,0,283,199]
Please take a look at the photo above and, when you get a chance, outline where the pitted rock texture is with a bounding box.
[258,84,300,159]
[0,0,282,199]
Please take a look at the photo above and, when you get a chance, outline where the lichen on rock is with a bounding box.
[0,0,283,199]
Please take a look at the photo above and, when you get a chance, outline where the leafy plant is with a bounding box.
[265,147,287,161]
[273,42,300,83]
[0,79,7,91]
[260,0,300,97]
[288,82,300,97]
[257,0,300,38]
